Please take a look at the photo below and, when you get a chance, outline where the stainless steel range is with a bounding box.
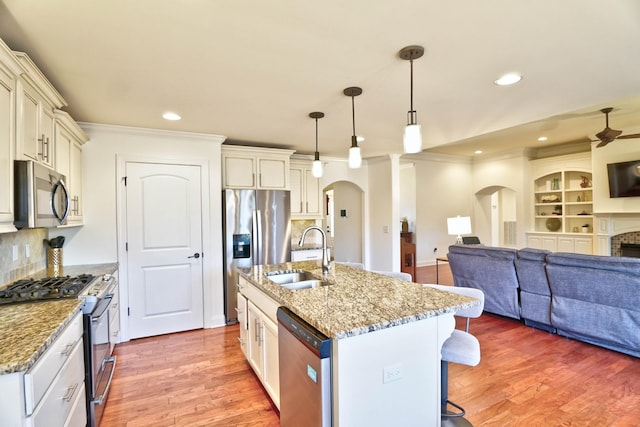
[0,273,118,427]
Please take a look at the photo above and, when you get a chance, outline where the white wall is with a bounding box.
[367,156,400,271]
[50,123,226,334]
[331,181,363,263]
[412,153,473,265]
[400,163,416,231]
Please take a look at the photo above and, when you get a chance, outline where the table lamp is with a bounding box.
[447,216,471,244]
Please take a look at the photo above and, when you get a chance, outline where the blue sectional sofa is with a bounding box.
[446,245,521,320]
[447,245,640,358]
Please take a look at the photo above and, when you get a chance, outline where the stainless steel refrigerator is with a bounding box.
[222,189,291,324]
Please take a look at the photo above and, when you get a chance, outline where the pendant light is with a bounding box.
[399,45,425,154]
[309,112,324,178]
[344,86,363,169]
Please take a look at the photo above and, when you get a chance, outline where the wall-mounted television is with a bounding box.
[607,159,640,198]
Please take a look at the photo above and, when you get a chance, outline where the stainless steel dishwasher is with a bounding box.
[277,306,332,427]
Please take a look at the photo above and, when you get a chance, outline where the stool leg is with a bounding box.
[441,360,449,413]
[441,360,474,427]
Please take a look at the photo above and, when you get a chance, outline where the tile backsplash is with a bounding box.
[0,228,48,286]
[291,219,322,245]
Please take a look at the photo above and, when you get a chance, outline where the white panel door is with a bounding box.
[126,162,204,339]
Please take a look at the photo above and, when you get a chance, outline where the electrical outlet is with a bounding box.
[383,225,389,234]
[25,244,30,258]
[383,363,403,384]
[12,245,18,261]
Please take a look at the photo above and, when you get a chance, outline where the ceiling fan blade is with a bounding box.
[616,133,640,140]
[596,140,611,148]
[595,128,623,141]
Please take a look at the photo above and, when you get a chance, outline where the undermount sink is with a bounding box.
[265,270,316,285]
[265,270,330,290]
[280,279,325,290]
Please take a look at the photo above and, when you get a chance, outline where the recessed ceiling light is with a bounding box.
[494,73,522,86]
[162,112,181,121]
[474,150,483,154]
[538,136,548,142]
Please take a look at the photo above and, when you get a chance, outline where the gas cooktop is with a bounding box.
[0,274,95,305]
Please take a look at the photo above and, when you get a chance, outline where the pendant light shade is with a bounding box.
[309,112,324,178]
[312,155,323,178]
[399,45,425,154]
[344,86,363,169]
[403,123,422,153]
[348,137,362,169]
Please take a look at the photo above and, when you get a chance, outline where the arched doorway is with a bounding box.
[324,181,364,264]
[475,186,517,247]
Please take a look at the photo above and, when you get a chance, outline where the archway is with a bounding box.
[475,185,517,247]
[324,181,364,263]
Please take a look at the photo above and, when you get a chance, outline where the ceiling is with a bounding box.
[1,0,639,159]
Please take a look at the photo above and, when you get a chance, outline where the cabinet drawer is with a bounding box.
[29,340,85,427]
[24,311,83,414]
[63,382,86,427]
[291,249,323,261]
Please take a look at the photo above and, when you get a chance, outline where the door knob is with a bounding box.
[188,253,200,259]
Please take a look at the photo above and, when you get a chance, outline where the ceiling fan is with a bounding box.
[594,107,640,148]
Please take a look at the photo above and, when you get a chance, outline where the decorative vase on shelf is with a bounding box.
[580,176,590,188]
[401,218,409,233]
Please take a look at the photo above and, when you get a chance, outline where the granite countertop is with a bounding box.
[239,261,478,340]
[0,262,119,375]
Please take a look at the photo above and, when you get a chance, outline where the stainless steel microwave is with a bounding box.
[14,160,70,228]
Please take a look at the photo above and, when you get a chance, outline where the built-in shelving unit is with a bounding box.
[534,170,593,234]
[528,153,594,254]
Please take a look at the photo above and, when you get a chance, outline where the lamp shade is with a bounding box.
[403,123,422,153]
[348,146,362,169]
[447,216,472,236]
[312,159,323,178]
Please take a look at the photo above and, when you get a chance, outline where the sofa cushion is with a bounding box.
[517,247,549,261]
[447,245,520,319]
[546,252,640,356]
[515,248,551,296]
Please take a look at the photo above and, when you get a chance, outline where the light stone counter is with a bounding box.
[239,261,478,339]
[0,263,118,375]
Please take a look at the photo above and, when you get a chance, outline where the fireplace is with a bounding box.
[610,230,640,257]
[620,243,640,258]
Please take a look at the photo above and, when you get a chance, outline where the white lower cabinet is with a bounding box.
[526,232,593,254]
[246,301,280,408]
[0,310,85,427]
[29,340,85,427]
[236,292,248,357]
[238,277,280,409]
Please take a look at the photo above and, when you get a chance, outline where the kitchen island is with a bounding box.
[237,261,478,427]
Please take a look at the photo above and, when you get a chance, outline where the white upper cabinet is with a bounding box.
[222,145,294,190]
[55,110,89,226]
[14,52,67,169]
[290,159,321,218]
[0,39,22,233]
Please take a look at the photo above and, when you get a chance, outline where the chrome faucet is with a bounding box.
[299,225,330,276]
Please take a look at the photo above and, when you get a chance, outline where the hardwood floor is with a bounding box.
[101,325,280,427]
[102,264,640,426]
